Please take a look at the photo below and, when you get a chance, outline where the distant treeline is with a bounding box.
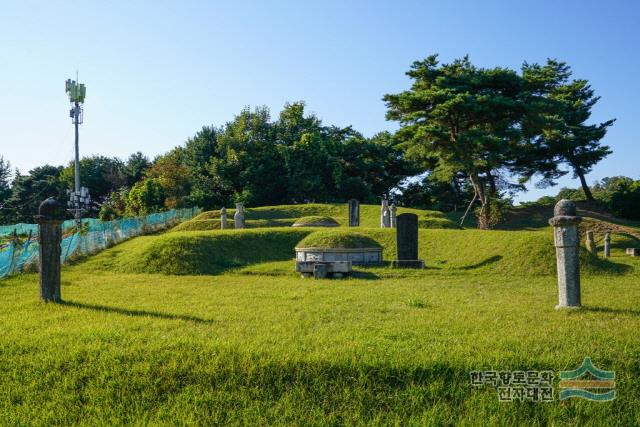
[0,54,622,228]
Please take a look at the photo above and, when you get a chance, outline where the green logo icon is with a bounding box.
[559,357,615,401]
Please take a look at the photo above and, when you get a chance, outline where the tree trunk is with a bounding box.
[576,170,594,202]
[469,173,490,230]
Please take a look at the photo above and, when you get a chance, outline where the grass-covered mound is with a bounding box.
[171,219,234,231]
[170,218,296,232]
[81,229,313,275]
[81,227,631,276]
[189,204,459,229]
[292,216,339,227]
[296,230,382,249]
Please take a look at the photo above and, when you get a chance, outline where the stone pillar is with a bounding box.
[220,207,228,229]
[585,230,597,256]
[390,203,397,228]
[381,199,390,228]
[34,198,65,303]
[234,203,245,229]
[348,199,360,227]
[604,233,611,258]
[549,199,582,309]
[392,213,424,268]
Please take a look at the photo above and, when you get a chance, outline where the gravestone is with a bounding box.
[220,207,228,229]
[549,199,582,309]
[390,203,397,228]
[234,203,245,229]
[626,248,639,257]
[604,232,611,258]
[585,230,597,256]
[380,199,390,228]
[348,199,360,227]
[392,213,424,268]
[35,198,65,303]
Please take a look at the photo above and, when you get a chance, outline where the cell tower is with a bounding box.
[65,76,91,227]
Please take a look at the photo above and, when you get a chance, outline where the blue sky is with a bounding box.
[1,0,637,202]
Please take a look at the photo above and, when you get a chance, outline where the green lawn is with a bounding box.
[2,242,640,425]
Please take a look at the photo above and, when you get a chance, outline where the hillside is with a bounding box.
[174,204,459,231]
[81,226,635,277]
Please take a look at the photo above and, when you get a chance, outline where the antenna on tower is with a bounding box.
[65,74,90,227]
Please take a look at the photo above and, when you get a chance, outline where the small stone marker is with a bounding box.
[35,198,65,303]
[234,203,245,229]
[392,213,424,268]
[549,199,582,309]
[585,230,597,256]
[381,199,390,228]
[390,203,397,228]
[348,199,360,227]
[604,232,611,258]
[220,207,228,229]
[626,248,639,257]
[313,263,327,279]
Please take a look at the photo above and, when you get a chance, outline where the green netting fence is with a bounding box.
[0,208,200,279]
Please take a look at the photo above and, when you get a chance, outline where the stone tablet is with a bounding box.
[234,203,245,229]
[392,213,424,268]
[604,232,611,258]
[220,207,228,229]
[390,203,397,228]
[348,199,360,227]
[585,230,597,256]
[381,199,390,228]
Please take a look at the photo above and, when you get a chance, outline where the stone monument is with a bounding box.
[35,198,65,303]
[585,230,597,256]
[390,203,397,228]
[392,213,424,268]
[220,207,228,229]
[604,232,611,258]
[234,203,245,229]
[381,199,390,228]
[348,199,360,227]
[549,199,582,309]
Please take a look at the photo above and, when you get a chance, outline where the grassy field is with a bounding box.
[1,205,640,425]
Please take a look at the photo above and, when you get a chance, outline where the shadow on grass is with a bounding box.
[581,306,640,317]
[350,270,380,280]
[459,255,503,270]
[61,300,213,324]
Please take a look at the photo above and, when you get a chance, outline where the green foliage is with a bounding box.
[592,177,640,220]
[1,165,67,223]
[124,152,150,186]
[384,55,528,228]
[60,155,127,201]
[292,216,339,227]
[521,60,614,200]
[296,230,382,249]
[127,178,166,216]
[98,187,129,221]
[145,103,416,210]
[385,55,614,228]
